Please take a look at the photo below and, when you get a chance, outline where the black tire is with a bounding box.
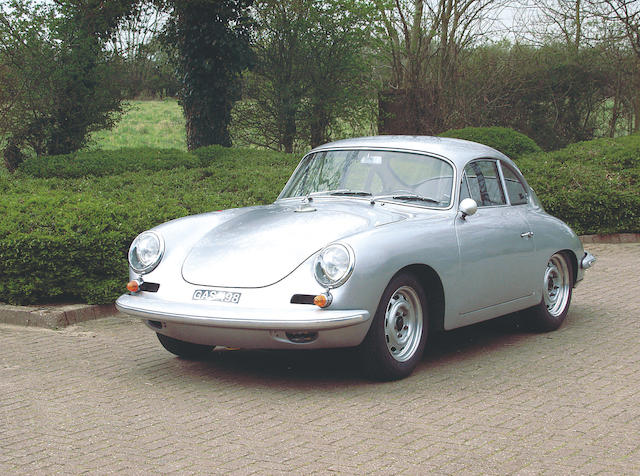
[156,333,214,359]
[359,272,428,381]
[526,252,573,332]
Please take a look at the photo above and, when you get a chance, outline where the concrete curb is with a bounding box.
[579,233,640,244]
[0,303,117,329]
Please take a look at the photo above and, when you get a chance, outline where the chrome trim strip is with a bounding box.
[496,160,511,205]
[313,243,355,289]
[116,294,370,331]
[128,230,165,275]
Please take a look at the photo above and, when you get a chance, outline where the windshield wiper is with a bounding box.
[329,190,372,197]
[306,189,372,201]
[371,193,440,205]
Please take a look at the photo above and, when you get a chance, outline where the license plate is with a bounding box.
[192,289,241,303]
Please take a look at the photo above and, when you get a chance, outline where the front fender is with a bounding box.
[331,214,459,321]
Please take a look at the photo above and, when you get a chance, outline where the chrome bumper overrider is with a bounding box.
[115,294,370,331]
[581,251,596,270]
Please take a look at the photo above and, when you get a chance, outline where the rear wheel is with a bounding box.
[360,273,428,381]
[156,333,214,359]
[526,252,573,331]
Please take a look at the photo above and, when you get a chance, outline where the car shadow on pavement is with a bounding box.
[416,312,536,371]
[158,312,539,386]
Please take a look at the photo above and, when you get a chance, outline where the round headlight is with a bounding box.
[128,231,164,274]
[314,243,354,289]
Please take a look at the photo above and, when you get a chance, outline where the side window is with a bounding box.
[461,160,506,207]
[501,164,528,205]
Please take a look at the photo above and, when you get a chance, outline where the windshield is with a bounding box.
[279,149,454,207]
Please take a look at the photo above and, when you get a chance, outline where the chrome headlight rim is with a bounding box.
[128,231,165,275]
[313,243,355,289]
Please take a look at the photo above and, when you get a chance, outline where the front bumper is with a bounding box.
[116,293,371,349]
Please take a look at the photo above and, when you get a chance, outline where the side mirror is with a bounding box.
[459,198,478,219]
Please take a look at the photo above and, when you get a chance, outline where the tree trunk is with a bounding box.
[609,86,620,138]
[309,105,329,148]
[183,92,233,150]
[3,140,25,173]
[282,112,296,153]
[634,94,640,133]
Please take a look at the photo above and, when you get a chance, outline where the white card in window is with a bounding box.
[361,154,382,165]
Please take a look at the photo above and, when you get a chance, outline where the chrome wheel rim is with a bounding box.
[384,286,423,362]
[543,254,570,317]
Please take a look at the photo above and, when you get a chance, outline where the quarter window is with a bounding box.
[501,165,528,205]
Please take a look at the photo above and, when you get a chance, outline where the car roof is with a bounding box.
[309,135,514,170]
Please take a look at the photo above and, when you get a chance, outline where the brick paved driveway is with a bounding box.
[1,244,639,475]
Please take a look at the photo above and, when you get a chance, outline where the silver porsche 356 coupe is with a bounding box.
[116,136,595,380]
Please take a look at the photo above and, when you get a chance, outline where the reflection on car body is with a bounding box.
[116,136,594,380]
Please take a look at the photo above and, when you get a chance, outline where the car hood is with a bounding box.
[181,200,408,288]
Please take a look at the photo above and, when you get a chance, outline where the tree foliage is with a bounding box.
[232,0,308,152]
[376,0,503,134]
[596,0,640,134]
[232,0,376,152]
[451,42,610,150]
[163,0,253,150]
[109,4,179,98]
[0,0,136,171]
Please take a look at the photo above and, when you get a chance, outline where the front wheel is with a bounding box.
[156,333,214,359]
[359,273,428,381]
[526,252,573,332]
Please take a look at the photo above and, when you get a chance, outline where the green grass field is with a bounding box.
[88,99,186,151]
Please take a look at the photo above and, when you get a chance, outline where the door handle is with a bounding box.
[520,231,534,239]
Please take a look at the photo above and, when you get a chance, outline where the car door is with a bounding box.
[452,159,538,327]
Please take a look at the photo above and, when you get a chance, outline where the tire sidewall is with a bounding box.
[531,252,574,331]
[361,272,429,380]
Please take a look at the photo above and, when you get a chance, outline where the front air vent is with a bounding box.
[140,282,160,292]
[290,294,315,305]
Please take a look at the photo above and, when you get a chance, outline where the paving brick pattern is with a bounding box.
[1,243,639,475]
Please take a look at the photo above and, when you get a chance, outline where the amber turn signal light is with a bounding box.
[126,280,140,293]
[313,293,332,308]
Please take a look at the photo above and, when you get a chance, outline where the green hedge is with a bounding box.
[2,137,638,306]
[193,144,297,168]
[518,135,640,235]
[0,147,298,305]
[439,126,542,159]
[18,148,199,178]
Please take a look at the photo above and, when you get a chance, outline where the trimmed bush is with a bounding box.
[2,137,638,306]
[193,144,298,168]
[518,135,640,235]
[18,148,198,178]
[439,126,542,159]
[0,146,300,305]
